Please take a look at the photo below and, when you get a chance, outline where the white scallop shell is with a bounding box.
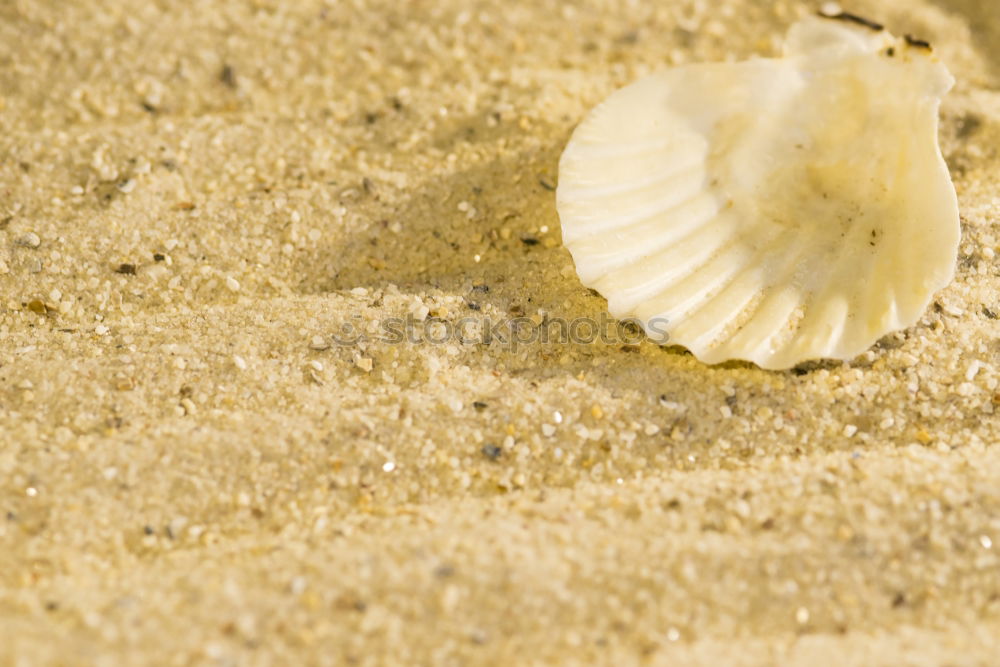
[557,15,959,370]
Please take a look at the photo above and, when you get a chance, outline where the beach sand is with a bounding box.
[1,0,999,664]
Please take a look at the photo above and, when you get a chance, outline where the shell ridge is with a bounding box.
[598,213,749,313]
[668,229,812,354]
[706,234,820,358]
[566,195,721,281]
[627,222,794,326]
[560,172,709,242]
[557,153,705,202]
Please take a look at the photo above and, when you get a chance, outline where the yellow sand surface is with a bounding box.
[1,0,999,664]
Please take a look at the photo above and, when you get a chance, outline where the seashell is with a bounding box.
[556,13,959,370]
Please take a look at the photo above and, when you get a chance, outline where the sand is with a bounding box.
[1,0,999,664]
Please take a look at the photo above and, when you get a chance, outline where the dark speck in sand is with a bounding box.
[481,443,502,460]
[434,564,456,578]
[220,64,238,88]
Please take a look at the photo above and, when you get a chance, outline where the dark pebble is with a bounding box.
[434,565,456,578]
[220,64,238,88]
[481,444,502,460]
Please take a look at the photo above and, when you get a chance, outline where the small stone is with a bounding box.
[167,517,187,538]
[116,263,137,275]
[290,577,307,595]
[114,376,135,391]
[411,303,430,321]
[541,423,556,437]
[220,64,237,88]
[233,355,248,370]
[308,360,324,372]
[26,299,48,314]
[481,444,502,460]
[843,424,858,437]
[941,303,964,317]
[95,325,109,335]
[956,382,976,397]
[355,356,374,372]
[225,276,241,292]
[591,404,604,420]
[309,335,330,351]
[15,232,41,248]
[117,179,136,193]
